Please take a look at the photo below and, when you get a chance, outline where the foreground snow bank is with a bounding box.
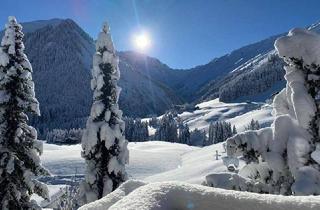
[79,180,146,210]
[80,181,320,210]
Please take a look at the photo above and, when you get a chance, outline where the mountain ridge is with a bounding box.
[12,17,320,135]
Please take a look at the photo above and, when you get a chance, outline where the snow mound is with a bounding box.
[79,180,146,210]
[80,181,320,210]
[275,28,320,66]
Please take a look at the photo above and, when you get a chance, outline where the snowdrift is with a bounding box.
[79,181,320,210]
[145,142,229,184]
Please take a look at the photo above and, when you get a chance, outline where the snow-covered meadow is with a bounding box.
[38,98,275,208]
[41,141,197,179]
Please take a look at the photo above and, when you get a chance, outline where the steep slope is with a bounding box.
[198,51,286,102]
[118,55,183,117]
[196,23,320,103]
[24,19,94,136]
[118,51,187,87]
[172,34,283,101]
[19,19,182,136]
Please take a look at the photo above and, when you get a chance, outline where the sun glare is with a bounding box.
[133,32,151,51]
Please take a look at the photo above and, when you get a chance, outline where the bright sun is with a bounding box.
[133,33,151,51]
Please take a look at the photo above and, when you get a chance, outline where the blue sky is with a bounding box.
[0,0,320,69]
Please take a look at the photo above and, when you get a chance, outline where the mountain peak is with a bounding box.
[20,18,64,33]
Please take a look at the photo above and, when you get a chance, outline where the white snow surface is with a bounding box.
[275,28,320,66]
[80,181,320,210]
[145,142,230,184]
[79,180,147,210]
[41,141,230,185]
[41,141,197,179]
[179,98,273,132]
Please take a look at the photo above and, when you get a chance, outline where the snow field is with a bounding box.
[178,99,273,133]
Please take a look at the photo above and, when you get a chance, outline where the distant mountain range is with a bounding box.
[12,18,318,136]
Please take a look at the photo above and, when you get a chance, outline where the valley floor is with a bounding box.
[39,140,320,210]
[36,99,320,209]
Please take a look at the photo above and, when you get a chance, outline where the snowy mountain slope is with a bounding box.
[198,51,286,102]
[197,23,320,103]
[178,98,273,132]
[173,34,283,101]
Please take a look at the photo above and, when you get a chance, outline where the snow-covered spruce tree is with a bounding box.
[189,128,206,146]
[205,121,234,145]
[154,112,178,142]
[205,29,320,195]
[244,119,260,131]
[0,16,49,209]
[178,123,190,144]
[80,22,129,204]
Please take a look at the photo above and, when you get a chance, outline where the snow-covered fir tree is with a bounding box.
[178,123,190,144]
[189,128,207,146]
[232,125,237,135]
[244,119,260,131]
[148,116,159,128]
[46,128,83,144]
[205,121,234,145]
[80,21,129,204]
[205,28,320,195]
[0,16,49,209]
[124,117,149,142]
[155,112,178,142]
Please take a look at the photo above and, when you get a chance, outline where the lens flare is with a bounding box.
[133,33,151,51]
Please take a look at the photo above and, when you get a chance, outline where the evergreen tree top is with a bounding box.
[0,16,39,115]
[96,21,115,53]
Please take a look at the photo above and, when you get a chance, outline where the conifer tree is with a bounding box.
[206,29,320,195]
[80,21,129,204]
[232,125,237,135]
[178,123,190,144]
[155,112,178,142]
[0,16,49,210]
